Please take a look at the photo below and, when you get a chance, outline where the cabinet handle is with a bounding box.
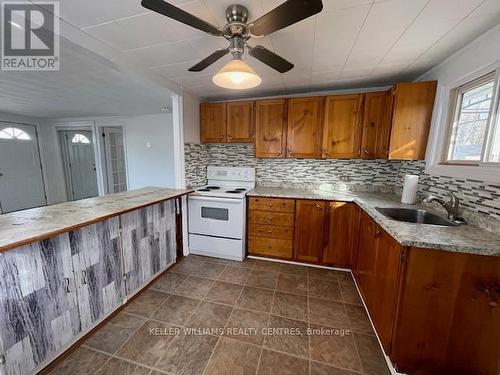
[228,134,233,140]
[267,217,273,221]
[82,270,87,285]
[315,203,323,210]
[322,149,331,156]
[64,278,70,294]
[123,273,127,281]
[481,285,498,308]
[375,228,382,237]
[0,354,5,364]
[363,148,370,155]
[276,151,283,156]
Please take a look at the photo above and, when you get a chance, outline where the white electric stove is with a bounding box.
[188,166,255,261]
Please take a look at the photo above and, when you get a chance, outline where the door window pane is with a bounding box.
[448,79,494,161]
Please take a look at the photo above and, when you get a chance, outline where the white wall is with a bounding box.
[182,91,200,144]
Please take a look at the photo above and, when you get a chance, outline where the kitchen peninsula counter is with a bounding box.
[0,186,192,252]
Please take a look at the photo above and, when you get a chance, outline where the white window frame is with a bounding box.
[426,61,500,183]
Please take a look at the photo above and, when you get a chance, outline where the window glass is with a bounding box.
[487,112,500,162]
[71,133,91,144]
[0,127,31,140]
[447,79,494,162]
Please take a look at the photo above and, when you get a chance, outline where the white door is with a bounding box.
[0,122,46,213]
[102,127,127,194]
[60,130,98,201]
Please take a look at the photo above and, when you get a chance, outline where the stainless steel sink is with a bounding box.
[375,207,459,227]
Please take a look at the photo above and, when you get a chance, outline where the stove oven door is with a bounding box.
[188,195,245,239]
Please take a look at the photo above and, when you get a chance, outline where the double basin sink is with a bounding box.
[376,207,459,227]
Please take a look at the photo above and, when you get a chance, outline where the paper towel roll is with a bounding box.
[401,175,419,204]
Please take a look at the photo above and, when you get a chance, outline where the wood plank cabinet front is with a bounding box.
[322,94,364,158]
[254,99,287,158]
[294,200,325,263]
[287,97,324,158]
[201,103,226,143]
[226,101,253,143]
[323,202,356,267]
[361,90,393,159]
[388,81,437,160]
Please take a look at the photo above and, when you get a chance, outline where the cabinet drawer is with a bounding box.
[248,224,293,240]
[248,236,293,258]
[249,197,295,213]
[249,210,294,227]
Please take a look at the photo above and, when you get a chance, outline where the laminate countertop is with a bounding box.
[248,187,500,257]
[0,187,192,253]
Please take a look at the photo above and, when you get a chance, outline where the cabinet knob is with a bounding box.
[0,354,5,364]
[268,217,272,221]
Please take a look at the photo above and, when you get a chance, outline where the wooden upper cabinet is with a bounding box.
[361,90,393,159]
[388,81,437,160]
[287,97,323,158]
[323,202,354,267]
[322,94,364,159]
[201,102,226,143]
[226,101,253,143]
[254,99,287,158]
[294,200,325,263]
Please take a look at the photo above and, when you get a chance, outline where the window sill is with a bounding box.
[425,163,500,184]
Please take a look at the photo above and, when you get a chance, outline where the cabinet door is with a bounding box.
[371,230,404,354]
[322,94,363,158]
[227,101,253,143]
[389,81,437,160]
[254,99,287,158]
[201,103,226,143]
[361,90,393,159]
[287,97,323,158]
[69,217,125,330]
[121,202,176,296]
[354,210,378,308]
[294,200,325,263]
[0,235,81,375]
[323,202,354,267]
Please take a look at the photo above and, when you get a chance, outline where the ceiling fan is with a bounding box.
[141,0,324,89]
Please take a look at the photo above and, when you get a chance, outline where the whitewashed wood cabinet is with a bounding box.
[0,198,178,375]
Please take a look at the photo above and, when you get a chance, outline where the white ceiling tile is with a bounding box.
[322,0,374,13]
[340,66,376,79]
[345,0,428,69]
[469,0,500,18]
[311,70,342,84]
[83,22,145,51]
[313,5,371,72]
[126,39,204,66]
[422,0,486,23]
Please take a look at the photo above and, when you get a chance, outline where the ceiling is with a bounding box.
[47,0,500,101]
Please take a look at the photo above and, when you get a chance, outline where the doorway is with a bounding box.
[59,129,99,201]
[0,122,47,213]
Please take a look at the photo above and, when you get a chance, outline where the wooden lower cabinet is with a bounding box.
[323,201,357,267]
[294,200,325,263]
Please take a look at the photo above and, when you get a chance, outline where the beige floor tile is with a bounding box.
[96,357,151,375]
[263,315,309,357]
[309,298,350,329]
[122,289,170,317]
[310,361,359,375]
[218,265,252,284]
[205,280,244,305]
[252,259,282,272]
[225,307,269,345]
[204,337,261,375]
[150,272,188,293]
[308,278,343,301]
[185,301,233,330]
[257,349,309,375]
[354,333,391,375]
[49,347,110,375]
[276,273,308,295]
[171,257,205,274]
[345,304,374,335]
[154,333,218,375]
[237,286,274,312]
[84,312,145,354]
[153,294,201,325]
[191,261,225,279]
[271,291,308,321]
[309,324,362,372]
[246,269,279,289]
[173,275,215,299]
[339,281,363,306]
[308,267,343,281]
[279,263,309,276]
[116,320,177,366]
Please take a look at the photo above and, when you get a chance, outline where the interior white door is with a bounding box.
[0,122,46,213]
[60,130,98,201]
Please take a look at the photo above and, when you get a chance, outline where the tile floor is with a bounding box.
[49,256,390,375]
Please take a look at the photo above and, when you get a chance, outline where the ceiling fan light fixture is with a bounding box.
[212,58,261,90]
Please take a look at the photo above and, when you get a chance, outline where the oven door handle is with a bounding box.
[188,195,242,203]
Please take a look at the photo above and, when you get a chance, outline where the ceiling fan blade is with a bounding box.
[188,48,230,72]
[141,0,224,36]
[248,45,294,73]
[250,0,323,36]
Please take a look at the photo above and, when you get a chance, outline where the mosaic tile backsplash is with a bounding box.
[184,143,500,224]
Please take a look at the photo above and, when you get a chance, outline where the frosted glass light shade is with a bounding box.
[213,59,262,89]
